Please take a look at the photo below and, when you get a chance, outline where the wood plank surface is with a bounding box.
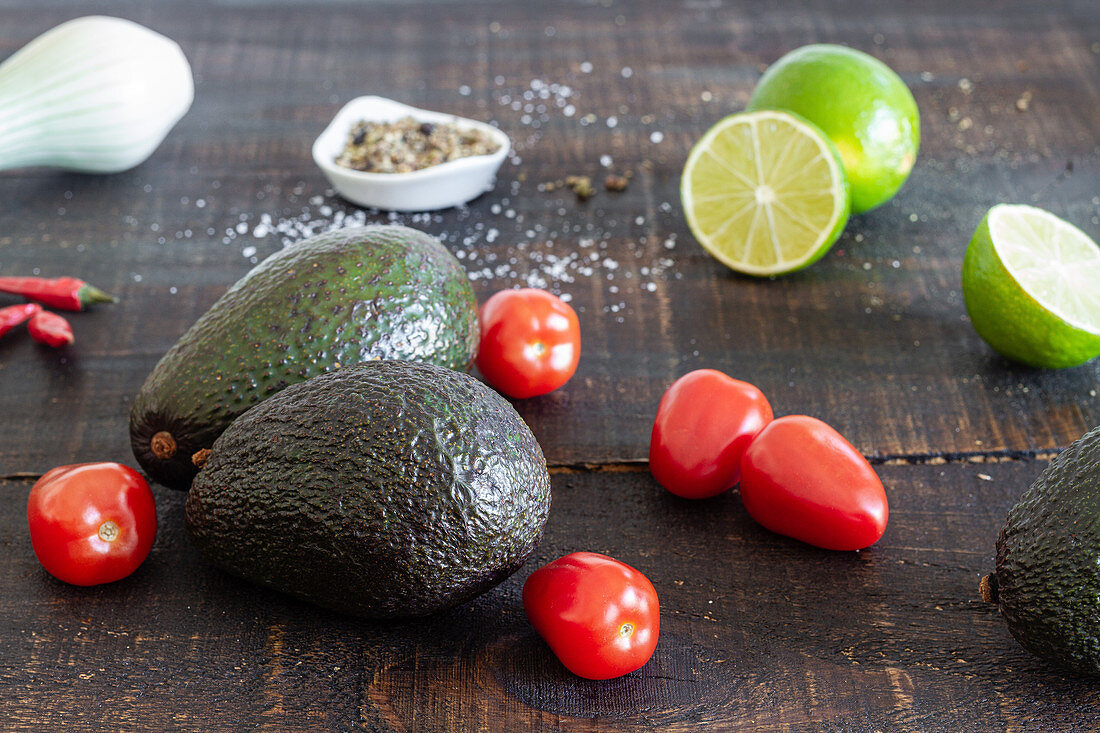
[3,459,1099,732]
[1,1,1099,730]
[0,0,1098,473]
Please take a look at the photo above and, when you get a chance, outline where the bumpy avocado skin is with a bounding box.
[130,225,479,490]
[184,361,551,619]
[994,425,1100,675]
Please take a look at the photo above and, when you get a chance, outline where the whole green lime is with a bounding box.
[747,44,920,214]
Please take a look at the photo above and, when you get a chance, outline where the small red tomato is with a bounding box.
[476,288,581,399]
[649,369,773,499]
[739,415,888,551]
[27,462,157,585]
[523,552,659,680]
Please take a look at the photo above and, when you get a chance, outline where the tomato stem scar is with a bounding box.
[98,520,120,542]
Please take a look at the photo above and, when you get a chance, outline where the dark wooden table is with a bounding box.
[2,1,1098,730]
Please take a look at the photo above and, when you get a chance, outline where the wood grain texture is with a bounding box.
[0,0,1097,473]
[3,460,1099,732]
[1,1,1099,730]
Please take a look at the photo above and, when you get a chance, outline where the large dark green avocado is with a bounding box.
[184,360,551,619]
[981,424,1100,675]
[131,225,478,490]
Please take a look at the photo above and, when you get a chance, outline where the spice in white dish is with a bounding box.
[335,116,501,174]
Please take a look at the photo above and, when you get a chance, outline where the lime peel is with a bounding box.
[747,43,920,214]
[962,204,1100,369]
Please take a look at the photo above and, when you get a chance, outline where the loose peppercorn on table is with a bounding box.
[1,1,1099,730]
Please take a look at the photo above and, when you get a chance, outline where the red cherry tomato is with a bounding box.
[739,416,888,551]
[27,462,157,586]
[649,369,773,499]
[523,552,660,680]
[476,288,581,399]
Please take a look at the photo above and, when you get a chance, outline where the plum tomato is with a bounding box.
[27,462,157,585]
[739,415,888,550]
[476,288,581,399]
[649,369,773,499]
[523,552,659,680]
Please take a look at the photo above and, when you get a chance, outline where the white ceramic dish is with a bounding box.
[312,96,510,212]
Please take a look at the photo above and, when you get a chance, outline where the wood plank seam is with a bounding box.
[0,448,1065,483]
[545,449,1063,475]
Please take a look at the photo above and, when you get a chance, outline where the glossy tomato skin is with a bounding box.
[27,462,157,586]
[476,288,581,399]
[739,415,888,551]
[523,552,659,680]
[650,369,773,499]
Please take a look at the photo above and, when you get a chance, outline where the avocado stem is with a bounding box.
[150,431,177,460]
[192,448,211,469]
[979,574,998,604]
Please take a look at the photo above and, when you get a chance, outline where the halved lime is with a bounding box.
[681,110,850,277]
[962,204,1100,368]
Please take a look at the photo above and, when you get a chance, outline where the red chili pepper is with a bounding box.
[0,303,42,339]
[27,310,74,347]
[0,276,117,311]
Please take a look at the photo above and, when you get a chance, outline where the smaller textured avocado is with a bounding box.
[184,360,552,619]
[981,425,1100,675]
[130,225,479,490]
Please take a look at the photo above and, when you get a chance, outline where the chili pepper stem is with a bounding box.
[77,283,118,306]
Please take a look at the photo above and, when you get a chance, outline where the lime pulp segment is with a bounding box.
[989,204,1100,333]
[681,111,849,276]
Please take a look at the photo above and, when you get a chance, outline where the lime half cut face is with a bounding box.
[963,204,1100,369]
[989,205,1100,331]
[681,110,850,277]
